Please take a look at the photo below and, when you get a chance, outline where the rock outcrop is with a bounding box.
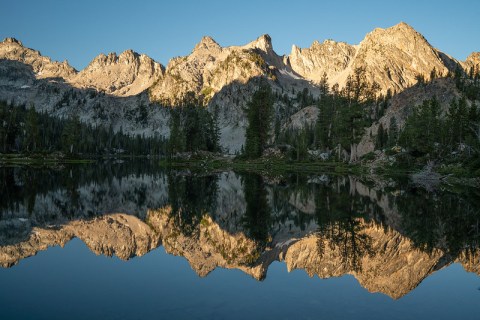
[287,40,356,82]
[354,77,462,159]
[281,106,319,132]
[0,37,77,80]
[462,52,480,74]
[148,34,287,106]
[71,50,164,96]
[287,22,455,94]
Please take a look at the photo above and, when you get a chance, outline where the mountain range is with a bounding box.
[0,22,478,154]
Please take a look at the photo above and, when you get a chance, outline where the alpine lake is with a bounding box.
[0,160,479,319]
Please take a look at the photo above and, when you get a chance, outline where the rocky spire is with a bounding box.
[2,37,23,46]
[244,34,273,53]
[193,36,221,53]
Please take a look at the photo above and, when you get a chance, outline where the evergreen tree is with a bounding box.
[388,116,399,147]
[244,84,274,158]
[61,115,81,154]
[209,105,221,153]
[376,123,387,149]
[319,72,329,96]
[25,106,40,152]
[167,110,184,156]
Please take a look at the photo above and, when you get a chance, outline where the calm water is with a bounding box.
[0,161,479,319]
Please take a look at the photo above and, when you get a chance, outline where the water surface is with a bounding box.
[0,162,479,319]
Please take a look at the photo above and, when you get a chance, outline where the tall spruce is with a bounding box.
[244,84,274,158]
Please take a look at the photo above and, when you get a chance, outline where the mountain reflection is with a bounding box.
[1,162,479,299]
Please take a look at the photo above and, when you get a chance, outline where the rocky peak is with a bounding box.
[464,52,480,73]
[118,49,139,64]
[287,22,454,94]
[0,37,77,79]
[193,36,222,53]
[244,34,273,53]
[466,52,480,63]
[353,22,450,91]
[89,52,117,67]
[2,37,23,46]
[73,49,163,96]
[288,38,356,82]
[361,22,429,50]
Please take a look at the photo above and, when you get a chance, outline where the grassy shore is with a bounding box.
[1,153,478,188]
[159,157,368,175]
[0,153,95,165]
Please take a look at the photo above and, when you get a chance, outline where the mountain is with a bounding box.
[148,34,286,105]
[0,22,478,155]
[287,22,454,94]
[462,52,480,75]
[0,38,77,82]
[71,50,164,96]
[148,34,318,151]
[287,39,356,83]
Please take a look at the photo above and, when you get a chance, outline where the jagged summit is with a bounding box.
[462,51,480,74]
[288,38,356,82]
[243,34,273,53]
[361,21,430,49]
[2,37,23,46]
[193,36,221,53]
[394,21,417,31]
[287,22,454,93]
[86,49,142,66]
[72,48,164,96]
[465,52,480,67]
[0,37,77,79]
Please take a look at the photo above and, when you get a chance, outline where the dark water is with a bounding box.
[0,161,479,319]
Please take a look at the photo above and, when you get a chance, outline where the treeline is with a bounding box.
[0,101,167,156]
[167,94,221,156]
[397,97,479,169]
[272,65,480,165]
[393,66,480,170]
[276,68,381,160]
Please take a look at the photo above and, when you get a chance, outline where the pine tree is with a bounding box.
[319,72,329,96]
[61,115,81,154]
[244,84,274,158]
[210,105,221,152]
[167,110,185,156]
[0,102,7,153]
[376,123,386,149]
[25,106,40,152]
[388,116,399,147]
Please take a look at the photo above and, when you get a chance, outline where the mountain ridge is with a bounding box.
[2,22,478,99]
[0,22,479,154]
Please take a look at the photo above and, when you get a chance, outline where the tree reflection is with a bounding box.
[397,186,480,258]
[241,173,271,249]
[314,178,375,272]
[166,172,219,237]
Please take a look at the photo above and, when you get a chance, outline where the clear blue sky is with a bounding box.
[1,0,479,70]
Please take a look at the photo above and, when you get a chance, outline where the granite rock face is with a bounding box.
[287,22,454,94]
[0,37,77,80]
[287,39,356,83]
[71,50,164,96]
